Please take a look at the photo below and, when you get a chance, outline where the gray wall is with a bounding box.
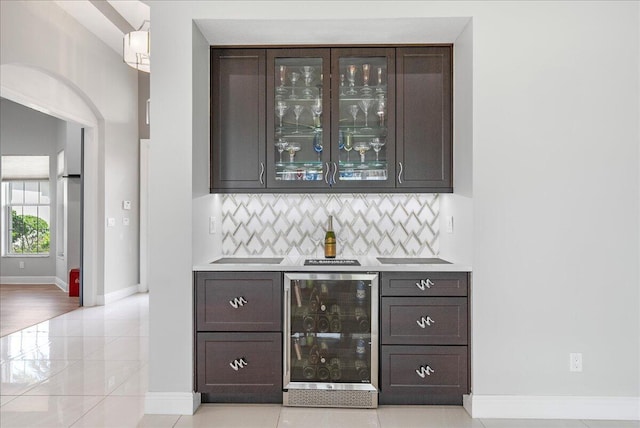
[0,98,63,278]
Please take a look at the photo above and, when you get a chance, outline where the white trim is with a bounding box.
[95,284,140,306]
[54,276,68,292]
[0,276,56,284]
[144,392,201,415]
[465,394,640,420]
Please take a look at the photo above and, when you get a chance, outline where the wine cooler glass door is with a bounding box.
[283,273,378,397]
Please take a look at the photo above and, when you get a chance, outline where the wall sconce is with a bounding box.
[123,21,150,73]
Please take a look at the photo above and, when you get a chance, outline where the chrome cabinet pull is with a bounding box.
[398,162,403,184]
[416,365,434,378]
[259,162,265,185]
[415,278,434,291]
[416,316,435,328]
[230,357,248,371]
[331,162,337,185]
[324,162,330,184]
[229,296,247,309]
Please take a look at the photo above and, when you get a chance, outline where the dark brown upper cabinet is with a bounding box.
[210,45,452,193]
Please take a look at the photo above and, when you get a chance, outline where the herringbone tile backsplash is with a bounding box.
[221,194,439,257]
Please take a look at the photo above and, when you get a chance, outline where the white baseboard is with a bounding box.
[54,276,68,292]
[96,284,140,305]
[144,392,201,415]
[465,394,640,420]
[0,276,56,284]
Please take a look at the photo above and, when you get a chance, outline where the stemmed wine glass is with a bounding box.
[286,141,301,163]
[361,64,371,96]
[289,72,300,99]
[348,104,359,128]
[275,138,288,164]
[369,137,385,165]
[375,66,385,94]
[275,101,288,130]
[310,98,322,129]
[354,141,371,163]
[293,105,304,133]
[376,97,386,127]
[343,131,354,164]
[346,65,357,95]
[301,66,314,99]
[340,74,346,96]
[312,132,323,161]
[358,99,373,129]
[276,65,287,95]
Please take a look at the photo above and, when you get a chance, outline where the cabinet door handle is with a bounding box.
[416,364,434,378]
[416,316,435,328]
[398,162,403,184]
[229,296,247,309]
[324,163,330,184]
[229,357,248,371]
[331,162,337,185]
[259,162,265,185]
[415,278,434,291]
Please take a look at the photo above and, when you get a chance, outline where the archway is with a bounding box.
[1,63,104,306]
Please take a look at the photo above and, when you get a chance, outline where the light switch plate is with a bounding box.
[123,200,131,210]
[107,217,116,227]
[123,217,130,226]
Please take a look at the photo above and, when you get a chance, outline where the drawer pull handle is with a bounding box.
[230,357,248,371]
[229,296,247,309]
[416,365,435,378]
[416,316,435,328]
[415,279,434,291]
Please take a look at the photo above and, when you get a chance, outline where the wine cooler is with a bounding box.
[283,273,378,408]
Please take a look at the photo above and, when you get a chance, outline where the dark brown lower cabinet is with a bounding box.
[379,345,467,405]
[197,332,282,403]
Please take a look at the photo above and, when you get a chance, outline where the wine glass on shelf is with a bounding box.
[348,104,359,128]
[276,65,287,95]
[376,97,386,127]
[286,141,301,163]
[369,137,385,165]
[340,74,346,96]
[275,138,288,164]
[301,66,314,99]
[375,66,385,94]
[313,132,323,161]
[346,65,357,95]
[343,131,354,164]
[275,101,288,130]
[289,72,300,99]
[293,105,304,133]
[354,140,371,164]
[358,99,373,130]
[361,64,371,96]
[310,98,322,129]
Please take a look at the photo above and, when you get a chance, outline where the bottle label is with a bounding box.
[324,241,336,258]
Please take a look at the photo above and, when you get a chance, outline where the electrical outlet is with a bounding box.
[107,217,116,227]
[123,217,130,226]
[446,216,454,233]
[209,216,216,234]
[19,261,25,269]
[570,353,583,372]
[122,200,131,210]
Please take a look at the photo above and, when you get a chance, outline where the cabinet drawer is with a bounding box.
[379,345,468,405]
[381,272,468,297]
[197,332,282,403]
[381,297,467,345]
[195,272,282,332]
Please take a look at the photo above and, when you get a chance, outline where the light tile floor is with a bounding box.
[1,293,637,427]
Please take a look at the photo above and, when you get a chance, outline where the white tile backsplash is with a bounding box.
[221,194,439,257]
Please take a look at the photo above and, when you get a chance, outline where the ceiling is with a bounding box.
[54,0,149,55]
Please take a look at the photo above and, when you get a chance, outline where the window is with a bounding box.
[1,156,51,256]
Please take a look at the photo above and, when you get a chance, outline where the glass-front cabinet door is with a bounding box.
[331,48,395,188]
[266,49,331,188]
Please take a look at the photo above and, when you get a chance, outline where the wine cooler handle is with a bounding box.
[324,162,330,184]
[229,296,247,309]
[259,162,265,185]
[283,286,290,380]
[416,315,435,328]
[332,162,337,185]
[398,162,404,184]
[416,364,435,378]
[415,278,434,291]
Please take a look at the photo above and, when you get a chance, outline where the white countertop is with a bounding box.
[194,256,472,272]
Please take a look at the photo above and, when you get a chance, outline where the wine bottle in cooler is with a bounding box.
[301,307,316,332]
[329,357,341,381]
[354,359,369,381]
[354,306,370,332]
[317,363,330,381]
[302,360,317,380]
[329,304,342,333]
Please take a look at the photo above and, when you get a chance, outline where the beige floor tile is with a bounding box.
[278,406,381,428]
[109,364,148,396]
[69,395,148,427]
[0,395,103,427]
[480,419,588,428]
[0,359,75,395]
[174,404,281,428]
[378,405,484,428]
[582,421,640,428]
[0,395,18,406]
[137,414,182,428]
